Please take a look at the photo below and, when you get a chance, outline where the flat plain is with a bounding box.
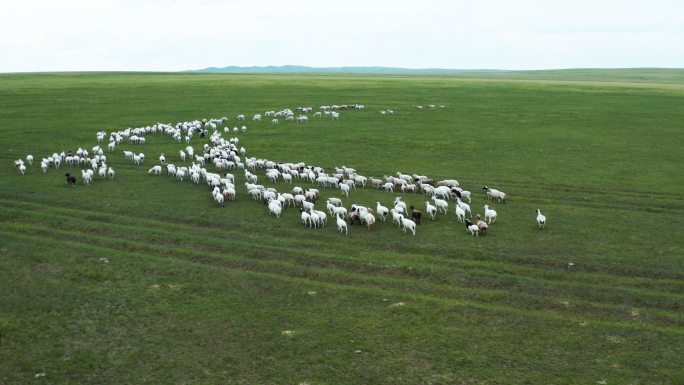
[1,70,683,384]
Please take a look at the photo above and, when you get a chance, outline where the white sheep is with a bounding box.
[431,196,448,215]
[425,201,437,220]
[148,165,162,175]
[484,205,497,224]
[536,209,546,229]
[332,206,347,219]
[455,205,465,223]
[465,219,480,236]
[390,209,402,227]
[364,211,376,230]
[26,155,33,165]
[107,167,115,179]
[336,214,348,235]
[268,199,282,218]
[398,214,416,235]
[483,186,507,203]
[375,202,389,222]
[340,183,350,197]
[179,150,186,162]
[456,198,471,218]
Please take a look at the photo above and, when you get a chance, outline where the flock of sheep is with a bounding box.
[13,103,547,236]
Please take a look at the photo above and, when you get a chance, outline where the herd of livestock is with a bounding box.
[13,104,547,236]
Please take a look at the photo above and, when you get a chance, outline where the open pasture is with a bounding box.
[1,71,683,384]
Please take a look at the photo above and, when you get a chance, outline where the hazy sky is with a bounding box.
[1,0,682,72]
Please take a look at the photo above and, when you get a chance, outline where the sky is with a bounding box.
[1,0,682,72]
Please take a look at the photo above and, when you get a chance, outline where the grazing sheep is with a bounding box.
[64,173,76,187]
[26,155,33,165]
[484,205,497,224]
[148,165,162,175]
[536,209,546,229]
[107,167,115,179]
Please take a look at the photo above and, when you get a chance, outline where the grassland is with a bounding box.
[1,70,683,384]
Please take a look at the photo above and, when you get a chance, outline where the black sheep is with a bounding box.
[64,173,76,187]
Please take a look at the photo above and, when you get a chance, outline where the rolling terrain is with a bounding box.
[1,71,683,384]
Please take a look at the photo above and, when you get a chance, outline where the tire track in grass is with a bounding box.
[10,208,683,316]
[3,222,682,330]
[3,196,681,287]
[2,228,683,336]
[2,199,682,312]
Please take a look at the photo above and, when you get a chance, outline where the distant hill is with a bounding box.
[190,65,504,74]
[188,66,684,84]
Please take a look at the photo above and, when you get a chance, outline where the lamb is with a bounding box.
[65,173,76,187]
[107,167,115,179]
[398,214,416,235]
[17,163,26,175]
[483,186,507,203]
[159,153,166,164]
[484,205,497,224]
[336,214,348,235]
[464,219,480,236]
[536,209,546,229]
[26,154,33,165]
[425,201,437,220]
[179,150,186,162]
[327,197,343,207]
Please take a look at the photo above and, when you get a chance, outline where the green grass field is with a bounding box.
[1,70,683,384]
